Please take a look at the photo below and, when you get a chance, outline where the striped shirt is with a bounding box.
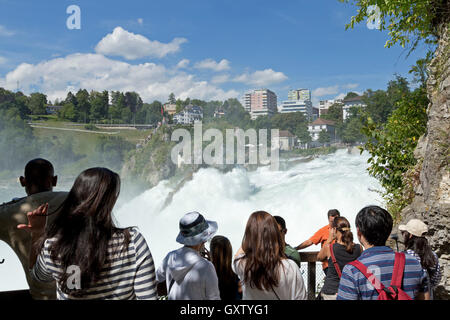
[405,249,442,290]
[337,246,427,300]
[31,227,157,300]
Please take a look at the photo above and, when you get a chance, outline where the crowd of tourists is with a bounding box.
[0,159,442,300]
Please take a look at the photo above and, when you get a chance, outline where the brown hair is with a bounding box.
[44,167,130,296]
[333,216,354,253]
[239,211,285,290]
[210,236,236,299]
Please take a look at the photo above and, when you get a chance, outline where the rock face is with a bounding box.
[397,25,450,299]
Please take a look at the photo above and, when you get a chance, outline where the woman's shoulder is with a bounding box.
[281,258,300,272]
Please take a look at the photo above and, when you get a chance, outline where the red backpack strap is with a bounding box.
[390,252,406,288]
[348,260,385,294]
[330,244,342,277]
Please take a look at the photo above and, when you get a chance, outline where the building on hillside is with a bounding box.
[244,89,277,120]
[312,107,319,121]
[308,118,336,142]
[318,99,343,117]
[288,89,311,101]
[278,130,296,151]
[279,99,313,120]
[163,103,177,116]
[173,105,203,124]
[342,95,366,120]
[213,107,226,118]
[46,105,63,115]
[279,88,313,120]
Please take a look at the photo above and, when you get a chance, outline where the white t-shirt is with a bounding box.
[233,254,307,300]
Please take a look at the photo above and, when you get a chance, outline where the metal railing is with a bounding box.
[299,251,324,300]
[0,252,323,300]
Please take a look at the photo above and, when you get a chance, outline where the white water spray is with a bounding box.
[0,149,384,291]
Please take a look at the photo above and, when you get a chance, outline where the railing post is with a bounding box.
[300,251,319,300]
[307,261,316,300]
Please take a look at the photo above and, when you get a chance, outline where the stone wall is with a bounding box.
[396,24,450,299]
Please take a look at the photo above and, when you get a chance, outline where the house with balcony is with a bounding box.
[308,118,336,143]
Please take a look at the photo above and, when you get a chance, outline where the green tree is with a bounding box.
[387,74,410,108]
[363,89,392,124]
[339,0,448,50]
[342,117,365,144]
[58,102,78,121]
[90,90,109,121]
[28,92,47,115]
[168,93,176,104]
[295,125,312,144]
[344,92,359,100]
[75,89,91,122]
[361,87,428,218]
[318,130,331,144]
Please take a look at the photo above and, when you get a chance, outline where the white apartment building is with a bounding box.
[342,96,366,120]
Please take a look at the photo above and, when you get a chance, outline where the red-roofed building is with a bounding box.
[308,118,336,142]
[278,130,296,151]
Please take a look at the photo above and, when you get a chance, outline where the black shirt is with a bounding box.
[321,243,362,294]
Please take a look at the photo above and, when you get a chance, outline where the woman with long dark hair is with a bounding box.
[317,216,363,300]
[18,167,156,299]
[232,211,306,300]
[399,219,442,299]
[210,235,242,300]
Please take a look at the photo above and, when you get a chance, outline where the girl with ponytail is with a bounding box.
[317,216,363,300]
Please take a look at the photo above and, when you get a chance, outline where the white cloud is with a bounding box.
[312,85,340,97]
[194,59,230,72]
[211,74,230,84]
[176,59,190,69]
[137,18,144,25]
[0,53,238,103]
[0,25,15,37]
[233,69,288,86]
[342,83,359,89]
[95,26,187,60]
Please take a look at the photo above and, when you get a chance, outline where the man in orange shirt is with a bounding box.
[295,209,340,275]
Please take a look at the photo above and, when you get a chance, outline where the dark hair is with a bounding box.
[210,235,237,300]
[404,233,438,274]
[328,209,340,218]
[333,216,354,253]
[239,211,285,290]
[24,158,54,191]
[355,206,393,246]
[273,216,286,233]
[42,167,130,296]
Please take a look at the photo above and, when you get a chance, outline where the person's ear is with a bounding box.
[52,175,58,187]
[19,176,26,187]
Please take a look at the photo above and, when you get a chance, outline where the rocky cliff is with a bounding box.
[396,24,450,299]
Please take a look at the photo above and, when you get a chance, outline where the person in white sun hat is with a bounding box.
[156,211,220,300]
[399,219,442,300]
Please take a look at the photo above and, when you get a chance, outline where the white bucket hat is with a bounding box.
[176,211,218,246]
[398,219,428,237]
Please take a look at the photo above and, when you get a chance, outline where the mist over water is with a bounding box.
[114,149,384,269]
[0,149,384,291]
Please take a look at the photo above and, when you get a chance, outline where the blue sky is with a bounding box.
[0,0,432,106]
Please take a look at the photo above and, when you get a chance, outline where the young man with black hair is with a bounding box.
[337,205,428,300]
[0,158,67,299]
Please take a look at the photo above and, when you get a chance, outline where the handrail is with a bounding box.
[0,251,323,300]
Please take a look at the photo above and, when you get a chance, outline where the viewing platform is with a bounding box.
[0,252,322,300]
